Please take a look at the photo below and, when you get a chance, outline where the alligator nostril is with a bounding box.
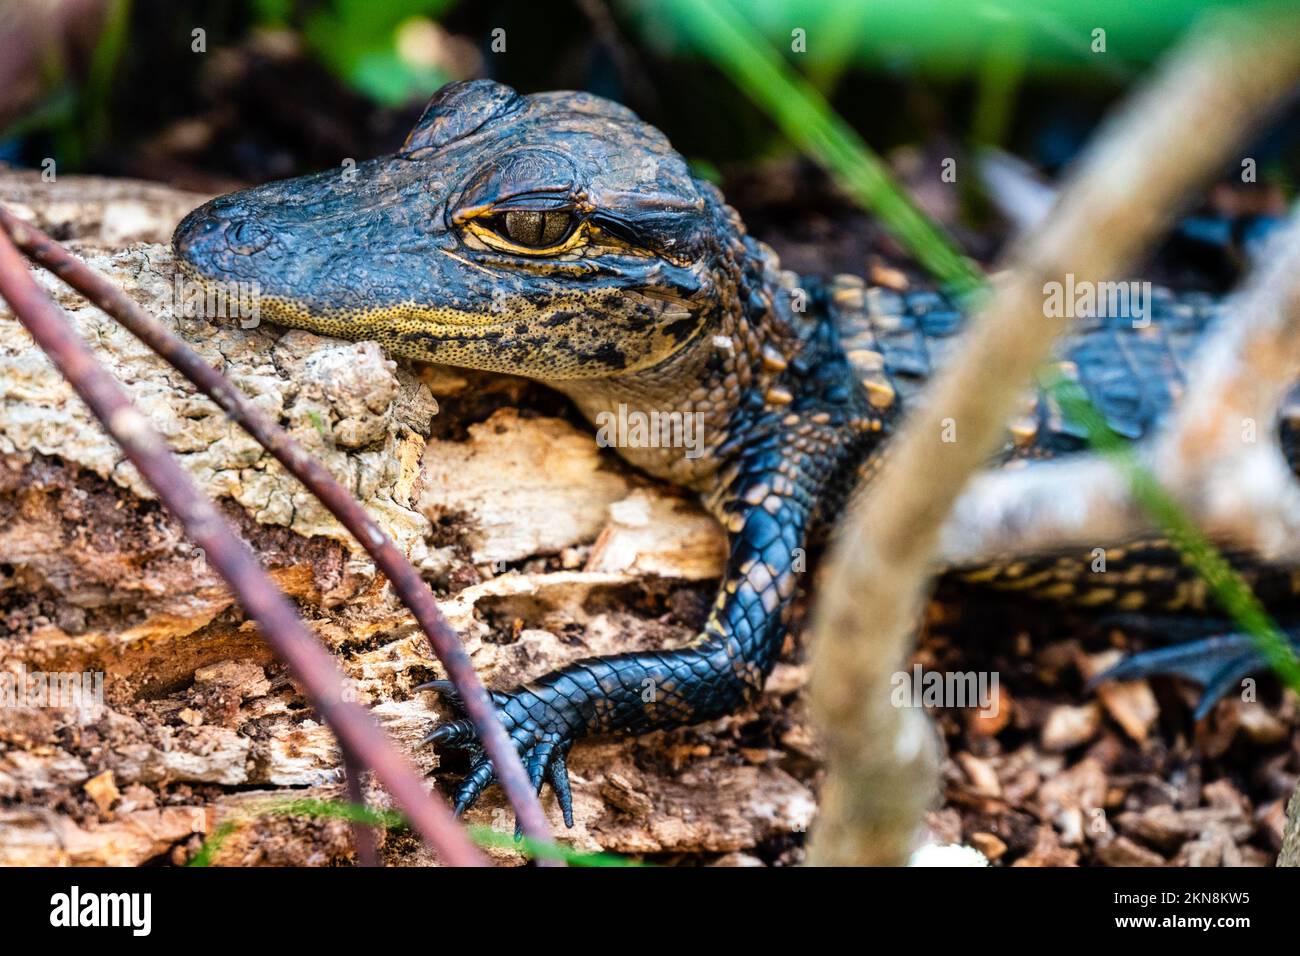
[173,208,222,258]
[226,219,273,255]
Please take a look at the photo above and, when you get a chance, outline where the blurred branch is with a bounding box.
[939,213,1300,573]
[0,222,484,868]
[807,14,1300,866]
[0,205,557,856]
[944,213,1300,697]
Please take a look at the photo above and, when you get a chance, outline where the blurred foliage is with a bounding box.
[660,0,986,297]
[6,0,1295,180]
[280,0,459,106]
[2,0,132,168]
[628,0,1284,77]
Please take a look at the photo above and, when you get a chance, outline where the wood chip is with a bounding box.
[1256,799,1288,851]
[1012,827,1078,867]
[969,831,1008,861]
[1234,703,1290,745]
[83,770,120,815]
[956,752,1002,797]
[600,772,654,818]
[710,852,765,867]
[967,683,1013,738]
[1041,703,1101,751]
[1095,835,1166,866]
[194,659,271,700]
[1097,679,1159,742]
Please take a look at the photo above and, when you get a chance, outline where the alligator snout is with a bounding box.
[173,200,279,280]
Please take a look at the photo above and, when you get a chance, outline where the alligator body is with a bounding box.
[173,80,1298,824]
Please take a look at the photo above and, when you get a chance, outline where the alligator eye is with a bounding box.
[500,210,575,248]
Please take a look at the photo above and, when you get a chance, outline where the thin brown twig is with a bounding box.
[0,224,485,867]
[0,205,556,856]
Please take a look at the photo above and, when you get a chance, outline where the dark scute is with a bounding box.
[664,317,697,343]
[402,79,526,156]
[583,342,627,369]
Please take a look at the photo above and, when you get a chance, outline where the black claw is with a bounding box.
[415,679,511,716]
[416,678,466,715]
[1193,656,1262,722]
[454,758,497,816]
[414,678,457,695]
[419,684,582,830]
[549,749,575,828]
[421,718,475,748]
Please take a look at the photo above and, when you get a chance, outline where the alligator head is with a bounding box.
[173,79,749,382]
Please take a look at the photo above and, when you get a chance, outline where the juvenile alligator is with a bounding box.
[173,80,1299,826]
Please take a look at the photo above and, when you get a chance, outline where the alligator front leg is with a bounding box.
[421,425,827,827]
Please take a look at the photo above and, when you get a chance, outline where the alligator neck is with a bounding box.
[558,223,808,492]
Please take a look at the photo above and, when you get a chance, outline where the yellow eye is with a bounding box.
[462,207,585,255]
[460,206,582,254]
[500,210,575,247]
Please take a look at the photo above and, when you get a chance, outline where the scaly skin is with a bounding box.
[174,80,1299,826]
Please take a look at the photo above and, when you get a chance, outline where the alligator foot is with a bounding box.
[417,679,578,831]
[1091,632,1297,721]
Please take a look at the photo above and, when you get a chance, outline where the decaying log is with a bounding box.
[0,170,810,865]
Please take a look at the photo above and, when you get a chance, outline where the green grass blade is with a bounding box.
[185,798,643,867]
[466,826,645,866]
[661,0,986,300]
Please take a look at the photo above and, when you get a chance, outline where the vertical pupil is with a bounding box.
[540,211,569,245]
[503,210,571,247]
[505,211,542,245]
